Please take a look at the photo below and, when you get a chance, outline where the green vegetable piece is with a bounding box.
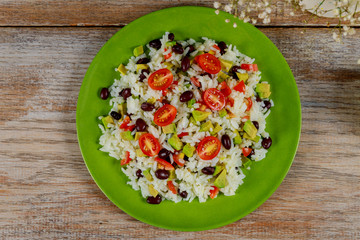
[189,116,198,126]
[219,108,227,118]
[241,157,252,168]
[259,91,271,99]
[143,169,153,181]
[117,103,127,118]
[117,64,127,75]
[168,169,176,180]
[199,121,214,132]
[168,134,183,150]
[136,148,146,157]
[162,123,176,134]
[147,97,156,104]
[256,83,271,99]
[219,58,233,72]
[214,168,228,188]
[210,123,223,136]
[133,45,144,57]
[243,133,260,143]
[233,129,242,145]
[192,110,211,122]
[165,41,176,47]
[183,143,195,158]
[136,64,148,72]
[213,163,225,176]
[243,120,258,139]
[217,71,229,83]
[236,72,249,82]
[120,131,134,141]
[132,95,140,99]
[101,116,114,129]
[185,83,191,88]
[187,98,196,108]
[148,184,158,197]
[135,132,146,141]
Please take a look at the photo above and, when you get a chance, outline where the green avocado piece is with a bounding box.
[165,41,176,47]
[133,45,144,57]
[213,163,225,176]
[241,157,252,168]
[243,133,260,143]
[187,98,196,108]
[219,108,227,118]
[219,58,233,72]
[189,116,198,126]
[183,143,195,158]
[243,120,257,139]
[143,169,153,181]
[210,123,222,136]
[101,116,114,129]
[217,71,229,83]
[233,129,242,145]
[148,184,158,197]
[117,64,127,75]
[258,91,271,99]
[117,103,127,118]
[236,72,249,82]
[256,83,271,99]
[136,148,146,157]
[162,123,176,134]
[120,131,134,141]
[168,134,183,150]
[135,132,146,141]
[192,110,211,122]
[214,168,228,188]
[199,121,214,132]
[168,169,176,180]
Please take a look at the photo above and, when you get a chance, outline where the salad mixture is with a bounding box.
[98,32,273,204]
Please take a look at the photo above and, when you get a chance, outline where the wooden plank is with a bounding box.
[0,0,358,27]
[0,27,359,239]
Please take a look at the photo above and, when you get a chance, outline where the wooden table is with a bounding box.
[1,1,359,239]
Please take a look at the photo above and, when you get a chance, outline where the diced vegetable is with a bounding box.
[101,116,114,129]
[135,132,146,141]
[199,121,214,132]
[177,132,189,138]
[168,134,183,150]
[233,130,242,145]
[120,131,134,141]
[218,108,227,118]
[149,184,158,197]
[219,81,232,97]
[183,143,195,157]
[209,186,219,199]
[120,151,132,165]
[143,169,153,181]
[242,147,252,157]
[154,157,175,170]
[241,63,258,72]
[162,123,176,134]
[187,98,196,108]
[217,71,229,83]
[136,148,146,157]
[241,157,252,168]
[210,123,223,136]
[219,58,233,72]
[214,168,228,188]
[245,97,253,111]
[136,64,148,72]
[233,81,246,93]
[165,41,176,47]
[243,120,258,139]
[167,181,177,194]
[133,45,144,57]
[117,64,127,75]
[236,72,249,82]
[173,153,185,167]
[192,110,211,122]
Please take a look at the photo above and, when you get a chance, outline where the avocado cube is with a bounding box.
[217,71,229,83]
[163,62,174,70]
[236,72,249,82]
[187,98,196,108]
[210,123,223,136]
[243,133,260,143]
[258,91,271,99]
[101,116,114,129]
[148,184,158,197]
[168,134,183,150]
[219,108,227,118]
[214,168,228,188]
[241,157,252,168]
[256,83,271,99]
[199,121,214,132]
[168,169,176,180]
[117,103,127,117]
[243,120,258,139]
[136,64,149,72]
[117,64,127,75]
[136,148,146,157]
[165,41,176,47]
[189,116,198,126]
[162,123,176,134]
[143,169,153,181]
[183,143,195,158]
[219,58,233,72]
[192,110,211,122]
[133,45,144,57]
[147,97,156,104]
[233,130,243,145]
[120,131,134,141]
[135,132,146,141]
[213,163,225,176]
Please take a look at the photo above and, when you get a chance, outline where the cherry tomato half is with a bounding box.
[196,136,221,160]
[203,88,226,111]
[148,68,173,90]
[139,133,161,157]
[197,53,221,74]
[153,104,177,126]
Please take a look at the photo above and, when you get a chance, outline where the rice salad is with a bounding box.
[98,32,273,204]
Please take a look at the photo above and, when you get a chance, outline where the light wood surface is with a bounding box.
[0,1,360,239]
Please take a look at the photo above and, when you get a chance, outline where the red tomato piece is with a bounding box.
[210,186,219,199]
[241,64,258,72]
[226,96,234,107]
[218,81,232,97]
[242,147,252,157]
[173,153,185,167]
[233,81,246,93]
[167,181,177,194]
[190,77,202,88]
[119,116,135,131]
[120,151,132,165]
[203,88,226,111]
[242,116,250,121]
[212,44,220,51]
[177,132,189,138]
[245,97,253,111]
[197,53,221,74]
[163,48,172,60]
[154,157,175,170]
[153,104,177,126]
[196,136,221,160]
[162,89,168,96]
[138,133,161,157]
[148,68,173,90]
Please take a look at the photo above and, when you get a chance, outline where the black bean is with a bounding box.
[262,137,272,149]
[179,91,194,102]
[248,149,255,159]
[168,33,175,41]
[218,41,227,55]
[158,148,171,160]
[110,111,122,120]
[146,195,162,204]
[221,134,232,150]
[232,65,242,73]
[162,99,171,105]
[155,169,170,180]
[120,88,131,100]
[136,58,150,64]
[186,45,195,56]
[136,169,143,178]
[184,155,189,161]
[256,96,262,102]
[139,69,150,82]
[149,39,161,50]
[181,57,190,72]
[100,88,109,100]
[263,100,272,110]
[135,118,147,132]
[252,121,259,130]
[201,167,215,175]
[141,102,155,111]
[172,43,184,54]
[179,190,188,198]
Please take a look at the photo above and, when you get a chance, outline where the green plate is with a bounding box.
[76,6,301,231]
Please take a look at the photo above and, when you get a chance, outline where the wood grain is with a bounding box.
[0,27,359,239]
[0,0,359,27]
